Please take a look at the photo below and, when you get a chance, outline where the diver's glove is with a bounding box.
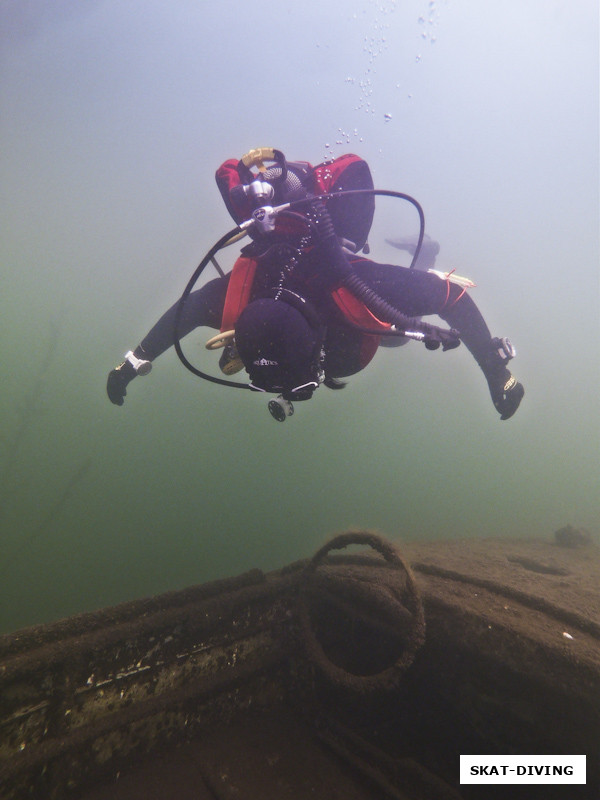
[106,351,152,406]
[484,337,524,420]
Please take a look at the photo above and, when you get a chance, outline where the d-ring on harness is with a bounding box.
[205,330,236,350]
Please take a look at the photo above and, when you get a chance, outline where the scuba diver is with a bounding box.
[106,147,524,422]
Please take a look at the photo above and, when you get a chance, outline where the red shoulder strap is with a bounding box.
[221,256,258,332]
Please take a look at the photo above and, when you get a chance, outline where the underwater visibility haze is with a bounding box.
[0,0,598,633]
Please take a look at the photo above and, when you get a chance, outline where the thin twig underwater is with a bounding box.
[0,319,61,493]
[0,320,93,578]
[0,457,93,578]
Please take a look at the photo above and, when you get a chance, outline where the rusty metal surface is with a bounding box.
[1,534,599,799]
[0,568,296,799]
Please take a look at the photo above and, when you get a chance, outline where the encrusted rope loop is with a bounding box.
[298,531,426,692]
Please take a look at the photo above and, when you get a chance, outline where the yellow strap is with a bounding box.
[240,147,276,172]
[427,268,476,289]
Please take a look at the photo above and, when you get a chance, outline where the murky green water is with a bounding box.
[1,0,598,634]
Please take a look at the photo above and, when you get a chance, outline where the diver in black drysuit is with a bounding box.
[107,254,523,419]
[106,152,524,420]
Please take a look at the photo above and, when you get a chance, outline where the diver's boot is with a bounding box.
[483,338,524,420]
[488,370,524,420]
[106,348,152,406]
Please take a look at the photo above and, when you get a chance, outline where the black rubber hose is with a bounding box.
[305,188,425,269]
[311,200,460,351]
[173,226,253,389]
